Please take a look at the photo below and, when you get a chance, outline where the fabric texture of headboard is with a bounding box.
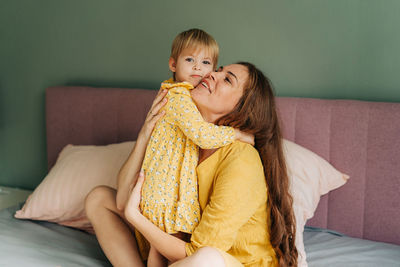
[46,86,400,246]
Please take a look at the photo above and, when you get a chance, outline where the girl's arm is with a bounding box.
[116,89,168,211]
[125,172,187,263]
[166,87,253,149]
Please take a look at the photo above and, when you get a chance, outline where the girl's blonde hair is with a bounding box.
[171,28,219,67]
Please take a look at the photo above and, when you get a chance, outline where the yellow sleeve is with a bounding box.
[164,86,235,149]
[185,144,267,255]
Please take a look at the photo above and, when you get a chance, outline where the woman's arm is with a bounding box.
[116,88,168,211]
[124,172,187,263]
[124,145,265,262]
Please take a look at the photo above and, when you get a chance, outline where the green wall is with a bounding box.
[1,0,400,189]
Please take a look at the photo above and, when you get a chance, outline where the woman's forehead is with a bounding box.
[220,64,248,83]
[220,64,247,73]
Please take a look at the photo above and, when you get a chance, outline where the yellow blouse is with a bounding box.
[140,79,235,234]
[185,141,278,267]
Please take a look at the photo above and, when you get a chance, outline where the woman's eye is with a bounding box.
[185,58,194,62]
[224,77,231,84]
[203,60,211,65]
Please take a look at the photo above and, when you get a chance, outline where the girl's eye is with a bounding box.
[203,60,211,65]
[224,77,232,84]
[185,58,194,62]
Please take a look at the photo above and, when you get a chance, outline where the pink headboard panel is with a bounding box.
[46,86,400,245]
[46,86,157,168]
[276,97,400,245]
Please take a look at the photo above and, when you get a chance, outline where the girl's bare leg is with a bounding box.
[85,185,145,267]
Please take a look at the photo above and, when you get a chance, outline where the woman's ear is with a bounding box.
[169,57,177,72]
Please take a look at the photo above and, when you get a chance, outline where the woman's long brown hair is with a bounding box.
[216,62,298,266]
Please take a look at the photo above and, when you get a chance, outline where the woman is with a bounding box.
[85,63,298,266]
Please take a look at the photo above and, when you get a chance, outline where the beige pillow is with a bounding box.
[282,139,349,266]
[15,141,135,231]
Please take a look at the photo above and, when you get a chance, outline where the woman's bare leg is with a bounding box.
[169,246,226,267]
[148,245,168,267]
[85,185,145,267]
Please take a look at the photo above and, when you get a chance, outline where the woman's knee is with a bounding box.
[85,185,115,217]
[183,247,225,267]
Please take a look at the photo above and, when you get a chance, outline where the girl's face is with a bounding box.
[169,47,214,86]
[191,64,248,123]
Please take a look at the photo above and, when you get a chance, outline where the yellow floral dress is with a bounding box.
[140,79,235,234]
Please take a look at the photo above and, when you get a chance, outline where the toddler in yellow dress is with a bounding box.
[140,29,249,266]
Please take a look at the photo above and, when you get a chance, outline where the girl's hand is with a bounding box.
[139,88,168,141]
[234,129,255,146]
[125,170,145,220]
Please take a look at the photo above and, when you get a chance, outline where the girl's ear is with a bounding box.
[169,57,177,72]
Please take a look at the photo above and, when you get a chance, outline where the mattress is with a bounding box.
[304,227,400,267]
[1,204,399,266]
[0,204,111,267]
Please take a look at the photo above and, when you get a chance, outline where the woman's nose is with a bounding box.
[208,72,216,81]
[204,71,216,81]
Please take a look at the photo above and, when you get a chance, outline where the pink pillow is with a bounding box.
[283,139,349,266]
[15,141,135,231]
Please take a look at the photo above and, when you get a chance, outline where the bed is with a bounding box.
[1,86,399,266]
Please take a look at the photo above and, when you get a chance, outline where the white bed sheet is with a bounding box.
[0,204,110,267]
[304,226,400,267]
[1,204,399,267]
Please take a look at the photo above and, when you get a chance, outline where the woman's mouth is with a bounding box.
[200,81,211,94]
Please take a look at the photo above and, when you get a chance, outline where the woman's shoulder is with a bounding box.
[216,141,267,193]
[218,141,264,176]
[222,141,261,161]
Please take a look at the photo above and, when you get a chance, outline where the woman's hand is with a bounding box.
[139,88,168,142]
[124,170,187,263]
[124,170,145,221]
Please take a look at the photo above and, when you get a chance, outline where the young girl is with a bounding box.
[138,29,252,266]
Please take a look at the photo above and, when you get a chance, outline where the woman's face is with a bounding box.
[191,64,248,123]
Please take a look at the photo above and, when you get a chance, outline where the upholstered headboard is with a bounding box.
[46,86,400,245]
